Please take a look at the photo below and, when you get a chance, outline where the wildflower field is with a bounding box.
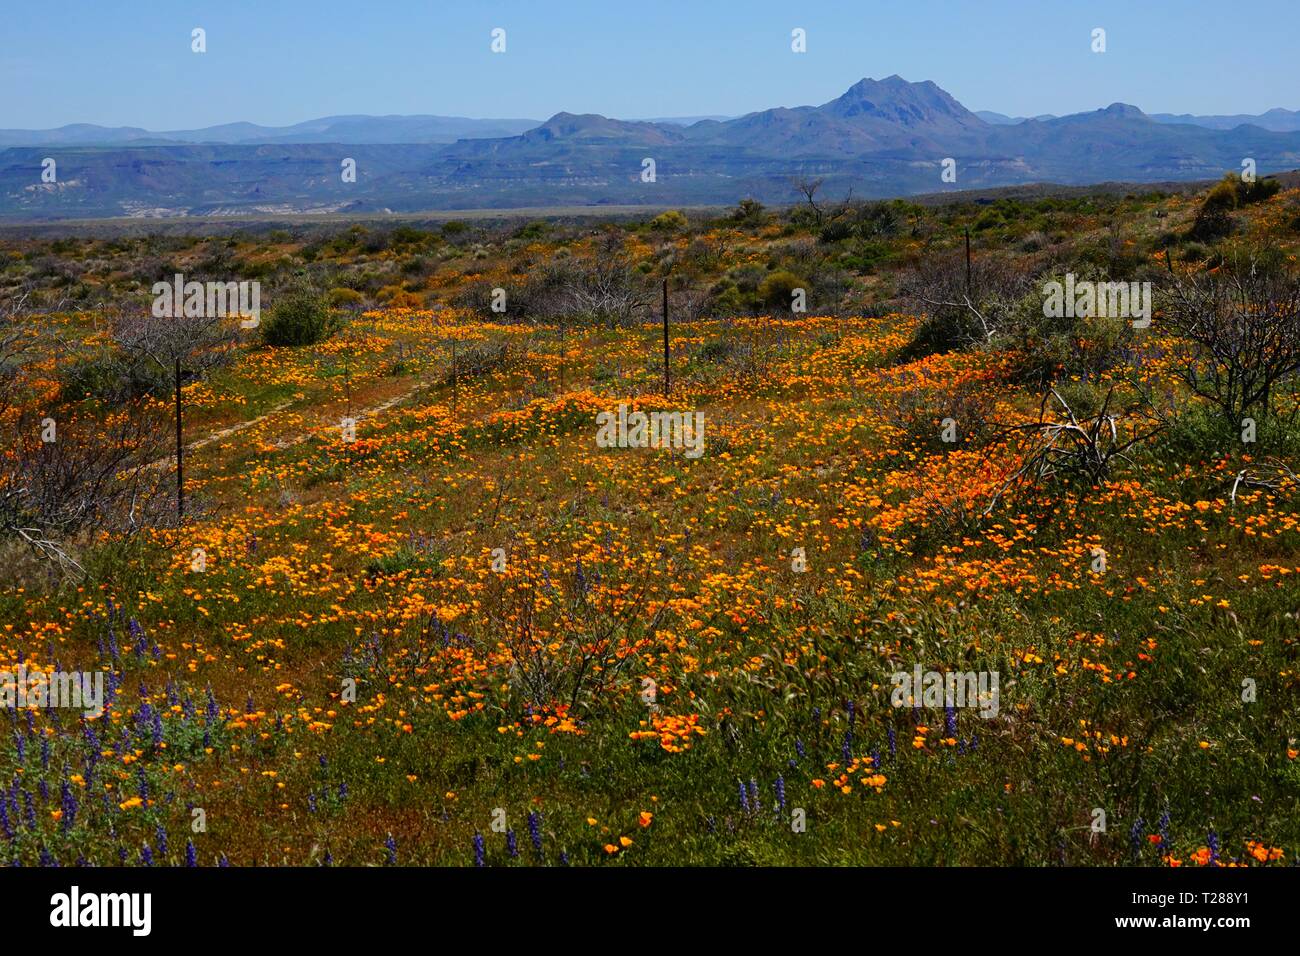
[2,180,1299,867]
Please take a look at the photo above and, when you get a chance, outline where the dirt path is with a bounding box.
[147,378,436,469]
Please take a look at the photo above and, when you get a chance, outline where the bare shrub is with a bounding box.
[898,250,1038,359]
[1161,251,1300,425]
[985,384,1166,510]
[477,561,666,716]
[2,407,169,576]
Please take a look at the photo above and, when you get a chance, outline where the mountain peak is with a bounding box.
[525,112,683,146]
[822,75,978,127]
[1101,102,1147,119]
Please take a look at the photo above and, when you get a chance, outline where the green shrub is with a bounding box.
[261,284,340,347]
[60,354,172,403]
[758,269,807,309]
[327,287,365,309]
[649,210,688,232]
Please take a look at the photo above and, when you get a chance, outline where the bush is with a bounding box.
[998,272,1139,388]
[729,198,768,228]
[447,341,512,383]
[1186,174,1281,242]
[649,210,688,232]
[327,287,365,309]
[1161,250,1300,424]
[386,289,426,309]
[898,251,1037,360]
[60,354,173,403]
[758,269,807,310]
[261,284,339,347]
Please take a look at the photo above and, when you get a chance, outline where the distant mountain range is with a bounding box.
[977,107,1300,132]
[3,75,1298,220]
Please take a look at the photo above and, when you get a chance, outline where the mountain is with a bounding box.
[3,77,1299,220]
[0,116,542,148]
[976,110,1058,125]
[979,107,1300,133]
[1149,108,1300,132]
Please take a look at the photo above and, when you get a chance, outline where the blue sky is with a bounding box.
[2,0,1295,129]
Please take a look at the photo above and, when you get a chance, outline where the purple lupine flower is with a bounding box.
[0,801,12,840]
[841,732,852,766]
[944,704,957,738]
[323,850,333,866]
[738,779,749,813]
[1207,831,1220,867]
[40,846,56,867]
[794,738,806,760]
[748,778,760,813]
[137,767,148,802]
[337,782,348,801]
[218,853,229,867]
[384,833,397,865]
[775,775,786,811]
[140,844,153,866]
[1157,809,1170,848]
[559,850,570,866]
[1129,818,1146,860]
[185,839,197,867]
[307,792,317,813]
[527,811,543,855]
[151,709,164,747]
[155,824,168,857]
[473,832,486,867]
[887,725,897,758]
[506,829,518,859]
[61,782,76,832]
[41,737,50,769]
